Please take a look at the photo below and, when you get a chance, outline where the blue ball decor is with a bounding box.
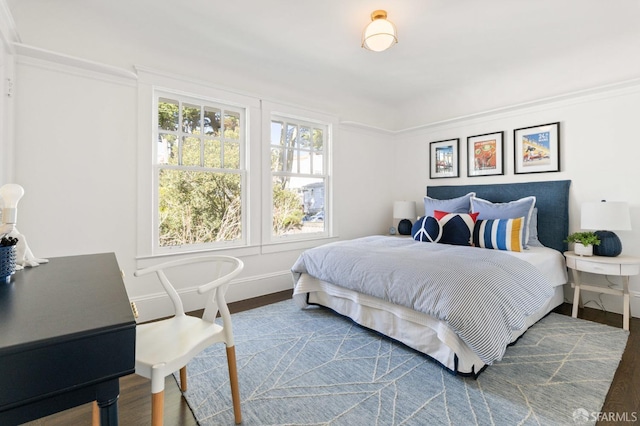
[593,230,622,257]
[398,219,413,235]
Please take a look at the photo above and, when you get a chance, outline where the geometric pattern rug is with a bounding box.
[176,300,628,425]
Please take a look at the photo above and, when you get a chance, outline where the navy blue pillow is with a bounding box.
[434,211,479,246]
[412,216,442,242]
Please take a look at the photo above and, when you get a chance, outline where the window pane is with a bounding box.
[224,111,240,139]
[282,148,297,173]
[271,121,284,147]
[158,169,242,246]
[182,104,201,134]
[272,176,324,236]
[204,107,221,136]
[224,141,240,169]
[271,147,283,172]
[313,128,324,152]
[182,136,200,166]
[158,98,179,131]
[312,128,324,174]
[204,139,221,168]
[158,134,178,165]
[299,151,311,174]
[299,126,311,149]
[312,152,324,174]
[286,124,297,150]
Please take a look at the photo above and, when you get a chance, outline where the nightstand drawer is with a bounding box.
[574,259,621,275]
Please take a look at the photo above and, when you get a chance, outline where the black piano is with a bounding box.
[0,253,136,425]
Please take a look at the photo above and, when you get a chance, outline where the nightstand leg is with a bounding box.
[623,276,630,331]
[571,269,581,319]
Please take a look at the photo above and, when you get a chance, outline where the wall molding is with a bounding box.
[14,42,137,86]
[340,77,640,135]
[130,269,293,322]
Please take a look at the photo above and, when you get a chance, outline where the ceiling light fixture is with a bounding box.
[362,10,398,52]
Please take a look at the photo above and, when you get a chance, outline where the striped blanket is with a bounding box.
[291,236,554,364]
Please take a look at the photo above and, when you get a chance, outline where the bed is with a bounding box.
[292,180,571,377]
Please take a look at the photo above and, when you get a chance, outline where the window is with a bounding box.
[154,92,246,252]
[270,116,329,240]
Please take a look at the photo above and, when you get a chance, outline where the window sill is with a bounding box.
[136,235,338,265]
[260,236,339,255]
[136,244,261,264]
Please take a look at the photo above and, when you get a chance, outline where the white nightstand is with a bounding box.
[564,251,640,330]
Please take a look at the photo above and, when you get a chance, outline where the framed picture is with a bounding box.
[467,131,504,177]
[429,138,459,179]
[514,122,560,174]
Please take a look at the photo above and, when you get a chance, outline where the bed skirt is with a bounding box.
[293,275,564,376]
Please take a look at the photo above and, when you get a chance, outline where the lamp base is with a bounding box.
[593,230,622,257]
[398,219,413,235]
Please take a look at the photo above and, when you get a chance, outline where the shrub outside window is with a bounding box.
[155,94,246,251]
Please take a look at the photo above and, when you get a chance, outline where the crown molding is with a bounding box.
[341,77,640,135]
[14,42,137,83]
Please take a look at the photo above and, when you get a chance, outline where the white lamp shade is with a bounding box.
[362,11,398,52]
[581,201,631,231]
[393,201,416,219]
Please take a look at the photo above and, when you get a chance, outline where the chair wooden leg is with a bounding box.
[226,345,242,424]
[92,401,99,426]
[152,390,165,426]
[180,366,187,392]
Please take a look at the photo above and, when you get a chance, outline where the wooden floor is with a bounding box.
[25,292,639,426]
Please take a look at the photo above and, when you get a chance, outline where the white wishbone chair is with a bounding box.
[131,255,244,426]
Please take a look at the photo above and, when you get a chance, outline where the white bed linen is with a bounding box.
[501,245,568,287]
[293,244,567,375]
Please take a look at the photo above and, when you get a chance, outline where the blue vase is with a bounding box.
[593,231,622,257]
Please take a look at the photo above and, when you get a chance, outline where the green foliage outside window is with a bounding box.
[157,99,242,247]
[155,98,327,247]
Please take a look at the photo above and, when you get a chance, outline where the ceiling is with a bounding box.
[6,0,640,130]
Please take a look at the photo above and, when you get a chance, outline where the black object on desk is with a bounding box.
[0,253,136,425]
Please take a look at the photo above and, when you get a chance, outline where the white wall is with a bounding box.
[9,50,393,321]
[4,6,640,322]
[392,83,640,317]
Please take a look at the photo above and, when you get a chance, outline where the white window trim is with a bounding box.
[136,68,261,259]
[152,91,248,254]
[135,67,337,260]
[261,100,337,247]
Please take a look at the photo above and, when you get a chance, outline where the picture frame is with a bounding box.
[467,131,504,177]
[429,138,459,179]
[513,122,560,174]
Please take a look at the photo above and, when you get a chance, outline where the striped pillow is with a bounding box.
[473,217,525,252]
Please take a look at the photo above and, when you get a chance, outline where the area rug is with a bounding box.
[177,300,628,425]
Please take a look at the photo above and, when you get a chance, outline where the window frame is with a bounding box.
[136,68,262,259]
[262,101,335,246]
[136,68,336,260]
[152,91,248,254]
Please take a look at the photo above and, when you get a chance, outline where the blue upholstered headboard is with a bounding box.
[427,180,571,253]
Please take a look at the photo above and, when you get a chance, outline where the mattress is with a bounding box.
[293,245,567,376]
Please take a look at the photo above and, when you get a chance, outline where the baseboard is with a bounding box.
[131,270,293,322]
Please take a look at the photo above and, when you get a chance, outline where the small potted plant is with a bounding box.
[565,231,600,256]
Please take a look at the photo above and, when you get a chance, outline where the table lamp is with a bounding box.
[0,183,48,268]
[393,201,416,235]
[581,200,631,257]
